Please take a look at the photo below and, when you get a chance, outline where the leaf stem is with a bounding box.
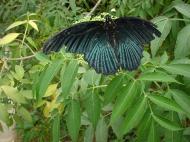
[148,100,153,114]
[88,85,107,90]
[170,18,190,22]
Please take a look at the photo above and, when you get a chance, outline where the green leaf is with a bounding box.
[139,71,177,82]
[83,70,101,86]
[160,52,168,65]
[148,94,184,113]
[120,96,147,135]
[136,110,152,142]
[170,89,190,116]
[0,33,20,45]
[148,120,159,142]
[18,107,33,123]
[69,0,76,14]
[61,60,78,98]
[111,116,124,139]
[174,3,190,18]
[6,20,27,31]
[52,114,60,142]
[0,103,10,124]
[84,125,94,142]
[1,85,27,104]
[151,16,172,57]
[171,18,181,38]
[26,37,37,49]
[183,127,190,137]
[35,52,51,63]
[152,114,183,131]
[15,65,25,80]
[37,60,62,101]
[171,58,190,64]
[20,90,33,99]
[111,80,139,123]
[165,111,183,142]
[162,64,190,78]
[174,25,190,58]
[28,20,39,31]
[66,99,81,142]
[95,118,108,142]
[85,92,101,128]
[104,75,123,105]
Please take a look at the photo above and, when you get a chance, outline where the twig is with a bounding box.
[86,0,102,17]
[4,54,35,61]
[16,39,35,54]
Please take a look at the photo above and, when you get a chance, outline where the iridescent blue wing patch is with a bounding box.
[117,35,143,71]
[115,17,161,71]
[84,34,119,75]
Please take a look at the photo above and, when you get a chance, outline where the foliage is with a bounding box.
[1,0,190,141]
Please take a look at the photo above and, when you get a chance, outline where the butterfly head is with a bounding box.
[105,15,113,24]
[104,15,116,30]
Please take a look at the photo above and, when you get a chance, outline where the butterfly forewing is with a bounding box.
[43,21,104,54]
[115,17,161,44]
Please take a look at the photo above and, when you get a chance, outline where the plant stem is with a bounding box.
[16,39,35,54]
[86,0,102,17]
[5,54,35,61]
[20,12,30,64]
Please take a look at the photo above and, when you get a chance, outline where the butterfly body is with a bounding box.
[43,15,161,75]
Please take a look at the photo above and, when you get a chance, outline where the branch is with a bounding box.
[5,54,35,61]
[86,0,102,17]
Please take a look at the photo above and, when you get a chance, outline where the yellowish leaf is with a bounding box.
[0,85,26,104]
[44,84,58,97]
[43,101,59,117]
[6,20,27,31]
[0,33,20,45]
[28,20,38,31]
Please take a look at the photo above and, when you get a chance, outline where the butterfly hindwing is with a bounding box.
[114,17,161,71]
[117,31,143,71]
[84,35,119,74]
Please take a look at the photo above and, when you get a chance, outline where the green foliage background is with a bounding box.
[1,0,190,141]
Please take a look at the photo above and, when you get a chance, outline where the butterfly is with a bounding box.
[43,15,161,75]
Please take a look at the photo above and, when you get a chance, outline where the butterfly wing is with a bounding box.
[84,33,119,75]
[114,17,161,71]
[115,17,161,44]
[43,21,104,54]
[43,16,161,74]
[117,31,143,71]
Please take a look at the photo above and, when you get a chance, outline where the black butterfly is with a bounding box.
[43,15,161,75]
